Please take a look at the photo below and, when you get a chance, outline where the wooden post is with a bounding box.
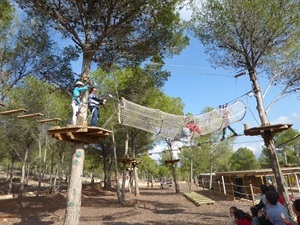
[287,174,293,193]
[250,183,255,205]
[294,173,300,193]
[231,182,235,200]
[222,176,226,195]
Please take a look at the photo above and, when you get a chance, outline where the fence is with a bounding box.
[198,179,262,205]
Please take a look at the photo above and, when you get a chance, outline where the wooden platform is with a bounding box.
[244,123,292,136]
[0,108,27,115]
[37,118,61,123]
[17,113,44,119]
[118,156,136,164]
[48,125,111,144]
[165,159,180,164]
[183,192,215,206]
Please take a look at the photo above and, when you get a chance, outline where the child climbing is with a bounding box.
[175,119,201,143]
[71,81,89,125]
[220,104,238,141]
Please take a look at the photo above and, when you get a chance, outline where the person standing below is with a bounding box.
[228,206,238,225]
[88,87,106,126]
[160,179,164,189]
[289,199,300,225]
[233,209,252,225]
[258,191,291,225]
[71,81,89,125]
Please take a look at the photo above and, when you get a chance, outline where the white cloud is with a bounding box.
[177,1,192,21]
[234,139,264,158]
[271,111,300,130]
[271,116,291,124]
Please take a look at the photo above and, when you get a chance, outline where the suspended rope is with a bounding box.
[118,98,247,141]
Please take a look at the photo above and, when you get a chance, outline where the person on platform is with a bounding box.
[220,104,238,141]
[88,87,106,126]
[71,81,89,125]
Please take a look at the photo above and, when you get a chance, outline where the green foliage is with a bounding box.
[0,0,14,29]
[229,147,259,171]
[137,155,159,179]
[17,0,189,71]
[259,129,300,167]
[83,145,104,177]
[0,11,76,101]
[189,0,300,95]
[190,0,299,72]
[258,148,272,169]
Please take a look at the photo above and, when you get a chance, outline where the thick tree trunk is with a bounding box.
[249,69,293,217]
[63,143,85,225]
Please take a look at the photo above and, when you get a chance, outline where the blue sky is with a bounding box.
[149,6,300,158]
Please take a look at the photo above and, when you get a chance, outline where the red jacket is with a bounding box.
[185,122,201,135]
[237,218,251,225]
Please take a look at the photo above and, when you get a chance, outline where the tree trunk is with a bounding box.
[18,148,28,198]
[63,143,85,225]
[76,53,93,126]
[26,163,30,186]
[249,69,293,217]
[36,138,43,197]
[8,158,14,195]
[133,166,140,196]
[111,127,122,203]
[121,164,127,202]
[121,131,129,202]
[172,163,180,193]
[63,49,94,225]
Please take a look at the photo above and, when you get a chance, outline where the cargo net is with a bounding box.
[118,98,246,140]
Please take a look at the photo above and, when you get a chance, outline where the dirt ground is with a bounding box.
[0,182,253,225]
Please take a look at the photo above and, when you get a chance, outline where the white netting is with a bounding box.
[118,98,246,140]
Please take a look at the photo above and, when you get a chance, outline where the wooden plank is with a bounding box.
[17,113,44,119]
[54,133,63,141]
[183,192,215,206]
[37,118,61,123]
[0,108,28,115]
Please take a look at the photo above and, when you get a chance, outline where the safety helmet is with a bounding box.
[76,81,83,86]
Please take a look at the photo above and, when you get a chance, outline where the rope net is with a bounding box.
[118,98,246,140]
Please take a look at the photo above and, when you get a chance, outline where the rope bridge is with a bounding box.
[118,98,246,140]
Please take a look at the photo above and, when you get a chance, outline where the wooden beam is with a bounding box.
[0,108,28,115]
[37,118,61,123]
[17,113,44,119]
